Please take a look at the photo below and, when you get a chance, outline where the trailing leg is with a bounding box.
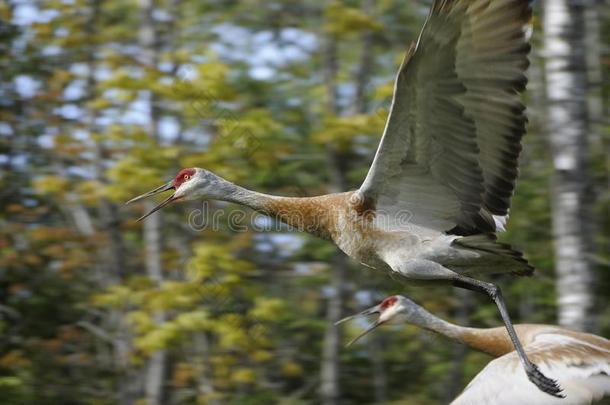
[452,274,564,398]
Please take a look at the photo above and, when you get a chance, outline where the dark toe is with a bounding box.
[526,364,564,398]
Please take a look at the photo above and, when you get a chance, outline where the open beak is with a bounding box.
[346,319,383,347]
[125,181,177,222]
[335,304,383,347]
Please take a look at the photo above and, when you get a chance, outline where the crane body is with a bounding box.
[454,329,610,405]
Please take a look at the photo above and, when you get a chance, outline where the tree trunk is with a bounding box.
[320,254,346,405]
[319,29,346,405]
[350,0,374,116]
[143,203,167,405]
[443,289,470,402]
[193,332,219,405]
[138,0,167,402]
[543,0,595,331]
[81,1,137,402]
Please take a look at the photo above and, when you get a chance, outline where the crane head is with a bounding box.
[126,167,198,221]
[335,295,412,346]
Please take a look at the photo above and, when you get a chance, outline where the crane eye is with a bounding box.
[184,175,190,180]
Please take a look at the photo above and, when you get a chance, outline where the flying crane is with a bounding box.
[338,295,610,404]
[127,0,562,396]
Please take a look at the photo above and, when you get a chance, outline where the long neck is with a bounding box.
[219,181,275,212]
[216,178,336,239]
[407,305,514,357]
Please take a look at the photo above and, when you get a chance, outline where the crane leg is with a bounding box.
[451,274,564,398]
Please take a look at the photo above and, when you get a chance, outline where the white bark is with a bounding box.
[139,0,167,402]
[543,0,595,331]
[193,332,220,405]
[143,202,166,405]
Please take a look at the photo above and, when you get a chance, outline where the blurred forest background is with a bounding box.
[1,0,609,404]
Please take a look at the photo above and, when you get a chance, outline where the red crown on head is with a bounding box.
[380,296,398,310]
[173,168,196,188]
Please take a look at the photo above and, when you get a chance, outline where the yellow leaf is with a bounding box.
[33,175,70,196]
[231,368,256,384]
[281,361,303,377]
[324,3,383,36]
[250,298,284,321]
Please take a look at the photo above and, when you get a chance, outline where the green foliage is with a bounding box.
[324,3,383,36]
[1,0,608,404]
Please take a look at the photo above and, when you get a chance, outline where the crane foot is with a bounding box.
[526,363,564,398]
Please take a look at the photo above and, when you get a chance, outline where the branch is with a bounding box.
[76,321,116,345]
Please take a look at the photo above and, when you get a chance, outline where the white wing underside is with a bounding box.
[360,0,531,235]
[452,333,610,405]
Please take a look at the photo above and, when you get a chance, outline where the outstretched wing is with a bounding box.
[359,0,531,235]
[452,333,610,405]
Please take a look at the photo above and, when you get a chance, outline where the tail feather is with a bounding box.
[452,233,534,277]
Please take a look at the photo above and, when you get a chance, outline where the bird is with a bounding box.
[337,295,610,404]
[126,0,562,396]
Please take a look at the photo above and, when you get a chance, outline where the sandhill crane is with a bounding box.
[338,295,610,404]
[127,0,561,396]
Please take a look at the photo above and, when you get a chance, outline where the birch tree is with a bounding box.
[543,0,595,331]
[138,0,167,402]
